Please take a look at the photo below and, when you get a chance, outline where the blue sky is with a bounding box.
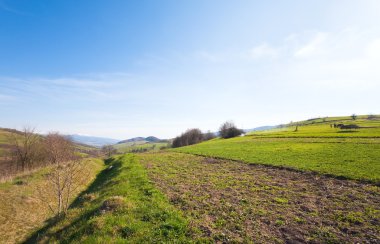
[1,0,379,139]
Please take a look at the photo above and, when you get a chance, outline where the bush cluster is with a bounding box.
[172,129,204,148]
[172,121,243,148]
[219,121,243,139]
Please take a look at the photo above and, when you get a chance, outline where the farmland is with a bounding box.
[1,116,379,243]
[174,116,380,184]
[114,141,168,153]
[139,152,380,243]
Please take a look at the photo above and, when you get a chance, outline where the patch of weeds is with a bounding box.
[274,197,289,204]
[157,222,183,237]
[79,193,98,207]
[310,227,340,244]
[100,196,125,214]
[336,211,364,225]
[82,193,98,201]
[213,232,230,243]
[87,218,105,234]
[143,188,153,196]
[13,179,27,185]
[275,219,285,226]
[364,207,380,218]
[169,195,187,206]
[239,198,248,204]
[256,209,268,217]
[215,218,226,228]
[119,226,135,238]
[294,216,306,224]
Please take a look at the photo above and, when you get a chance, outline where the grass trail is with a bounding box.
[25,154,198,243]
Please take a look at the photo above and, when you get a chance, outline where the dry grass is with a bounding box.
[139,152,380,243]
[0,158,103,244]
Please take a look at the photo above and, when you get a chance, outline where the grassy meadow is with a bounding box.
[26,154,198,243]
[19,151,379,243]
[1,115,379,243]
[114,141,168,153]
[174,116,380,184]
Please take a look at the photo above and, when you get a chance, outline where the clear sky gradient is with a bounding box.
[1,0,379,139]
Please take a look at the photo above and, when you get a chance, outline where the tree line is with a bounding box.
[172,121,243,148]
[6,127,90,217]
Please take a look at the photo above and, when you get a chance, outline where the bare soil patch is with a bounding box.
[139,152,380,243]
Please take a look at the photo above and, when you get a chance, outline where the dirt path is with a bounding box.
[139,152,380,243]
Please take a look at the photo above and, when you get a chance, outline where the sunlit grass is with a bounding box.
[174,117,380,183]
[27,154,197,243]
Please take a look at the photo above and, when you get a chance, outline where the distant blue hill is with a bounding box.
[244,125,277,133]
[117,136,162,144]
[66,134,120,147]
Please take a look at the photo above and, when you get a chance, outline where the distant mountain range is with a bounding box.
[244,125,277,133]
[66,134,120,147]
[117,136,162,144]
[67,126,275,148]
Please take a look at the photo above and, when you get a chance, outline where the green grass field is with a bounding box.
[20,152,379,243]
[1,115,379,243]
[26,154,198,243]
[114,141,168,153]
[174,116,380,184]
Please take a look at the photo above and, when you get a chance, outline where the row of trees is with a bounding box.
[172,128,207,148]
[172,121,243,148]
[7,127,89,217]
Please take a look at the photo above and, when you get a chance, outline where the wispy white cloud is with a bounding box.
[195,51,224,62]
[1,28,379,139]
[249,43,279,59]
[294,32,328,58]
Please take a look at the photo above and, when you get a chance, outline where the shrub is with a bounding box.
[203,131,216,141]
[219,121,243,139]
[172,128,204,148]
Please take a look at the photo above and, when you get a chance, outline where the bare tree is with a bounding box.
[38,133,89,217]
[8,126,44,172]
[101,145,116,157]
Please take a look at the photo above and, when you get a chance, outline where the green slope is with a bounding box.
[174,115,380,183]
[25,155,198,243]
[113,141,168,153]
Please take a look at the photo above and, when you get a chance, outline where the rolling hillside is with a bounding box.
[67,134,120,147]
[26,152,380,243]
[174,115,380,183]
[2,115,379,243]
[0,128,99,180]
[114,136,168,153]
